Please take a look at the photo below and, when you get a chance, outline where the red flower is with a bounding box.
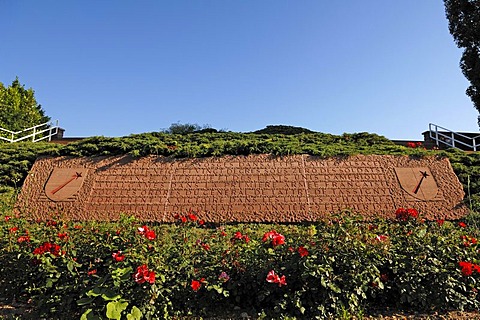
[191,279,202,291]
[375,235,388,242]
[112,251,125,262]
[233,231,243,240]
[297,246,309,257]
[395,208,419,221]
[188,213,197,221]
[277,275,287,287]
[17,235,30,243]
[407,208,418,218]
[138,225,156,240]
[437,219,444,226]
[4,216,11,222]
[266,270,279,283]
[88,269,97,276]
[58,232,68,240]
[46,220,57,227]
[266,270,287,287]
[406,142,416,148]
[33,242,62,257]
[198,219,205,226]
[181,216,187,223]
[9,227,18,233]
[459,222,467,228]
[201,243,210,251]
[262,230,285,247]
[145,229,156,240]
[474,265,480,274]
[459,261,474,276]
[133,264,155,284]
[231,231,250,243]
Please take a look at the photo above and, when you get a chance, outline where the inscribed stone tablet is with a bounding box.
[15,154,467,222]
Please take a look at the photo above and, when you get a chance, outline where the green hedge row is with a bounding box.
[1,131,480,209]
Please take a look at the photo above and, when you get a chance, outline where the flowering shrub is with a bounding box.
[395,207,418,221]
[406,141,424,148]
[1,210,480,319]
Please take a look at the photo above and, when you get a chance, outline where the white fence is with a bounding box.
[429,123,480,151]
[0,120,60,143]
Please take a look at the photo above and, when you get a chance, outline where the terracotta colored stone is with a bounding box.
[15,154,467,222]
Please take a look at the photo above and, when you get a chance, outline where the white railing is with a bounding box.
[429,123,480,151]
[0,120,60,143]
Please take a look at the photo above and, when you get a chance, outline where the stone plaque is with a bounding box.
[15,154,467,222]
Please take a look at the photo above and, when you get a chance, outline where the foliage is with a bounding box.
[163,122,219,134]
[444,0,480,125]
[1,209,480,319]
[252,125,315,134]
[0,77,50,135]
[2,132,480,208]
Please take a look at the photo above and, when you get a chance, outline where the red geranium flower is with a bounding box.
[17,235,30,243]
[277,275,287,287]
[191,279,203,291]
[407,208,418,218]
[266,270,287,287]
[145,229,156,240]
[138,225,156,240]
[262,230,285,247]
[33,242,62,257]
[112,251,125,262]
[9,227,18,233]
[58,232,68,240]
[231,231,250,243]
[459,261,474,276]
[437,219,444,226]
[375,235,388,242]
[133,264,155,284]
[4,216,11,222]
[88,269,97,276]
[298,246,309,257]
[459,222,467,228]
[395,208,419,221]
[266,270,279,283]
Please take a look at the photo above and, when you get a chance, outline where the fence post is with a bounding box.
[451,132,455,148]
[32,126,36,142]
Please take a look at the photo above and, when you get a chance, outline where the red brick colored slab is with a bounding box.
[15,154,467,222]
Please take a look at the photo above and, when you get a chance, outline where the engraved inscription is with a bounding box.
[16,154,468,222]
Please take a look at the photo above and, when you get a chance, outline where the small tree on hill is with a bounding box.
[444,0,480,126]
[0,77,50,133]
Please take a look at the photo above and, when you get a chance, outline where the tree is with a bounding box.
[0,77,50,133]
[163,122,220,134]
[444,0,480,125]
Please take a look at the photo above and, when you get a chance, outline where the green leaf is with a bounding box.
[80,309,101,320]
[106,300,129,320]
[126,306,143,320]
[77,297,95,306]
[101,289,122,301]
[87,287,103,297]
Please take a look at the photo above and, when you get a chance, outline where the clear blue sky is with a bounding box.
[1,1,478,140]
